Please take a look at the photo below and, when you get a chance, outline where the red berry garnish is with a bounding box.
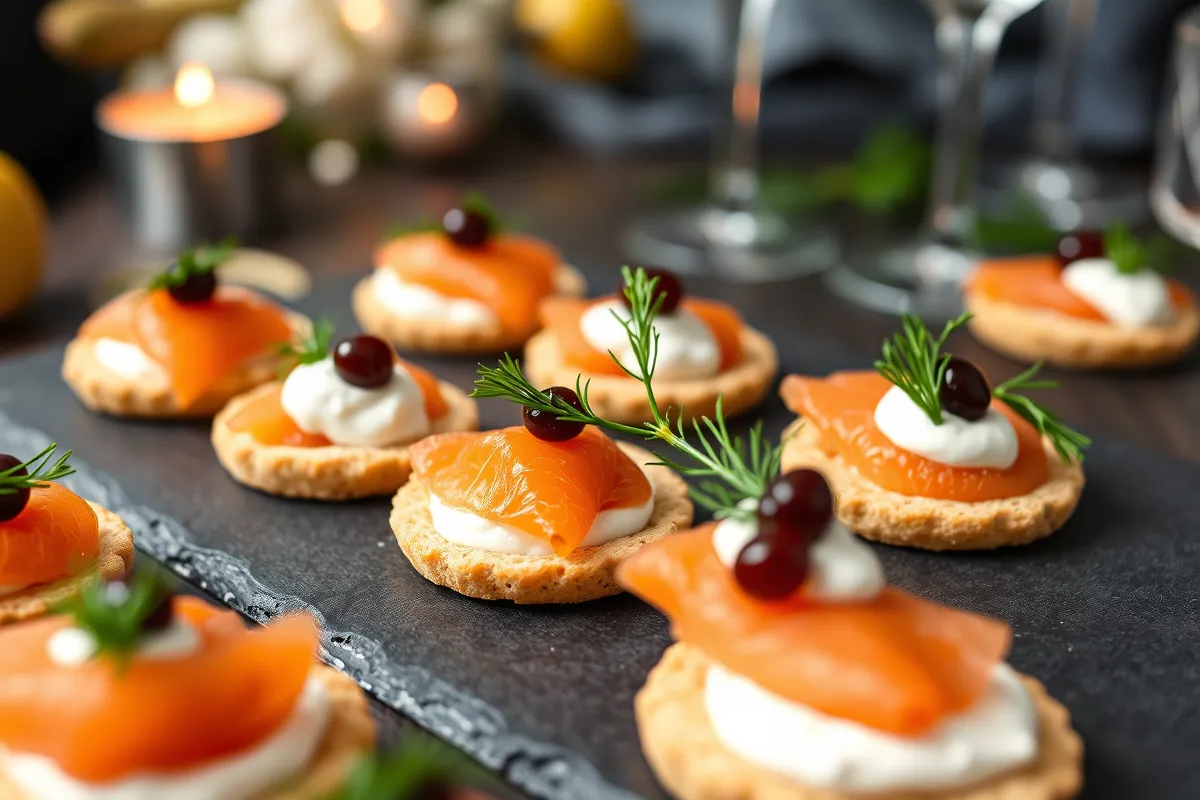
[166,270,216,304]
[442,208,491,248]
[623,268,684,314]
[733,530,810,601]
[757,469,833,539]
[1054,230,1104,267]
[523,386,586,442]
[0,454,30,523]
[939,356,992,422]
[333,335,395,389]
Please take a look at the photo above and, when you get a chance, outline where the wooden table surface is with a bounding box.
[6,148,1200,463]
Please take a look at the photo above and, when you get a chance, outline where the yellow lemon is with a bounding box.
[515,0,639,83]
[0,152,46,321]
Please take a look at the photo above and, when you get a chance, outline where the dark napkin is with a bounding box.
[0,275,1197,799]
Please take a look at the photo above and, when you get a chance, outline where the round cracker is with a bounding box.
[780,420,1084,551]
[62,312,310,420]
[353,264,587,355]
[212,381,479,501]
[965,291,1200,369]
[636,643,1084,800]
[0,664,375,800]
[524,326,778,426]
[0,502,134,625]
[390,443,694,603]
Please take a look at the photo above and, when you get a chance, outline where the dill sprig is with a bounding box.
[0,443,75,496]
[1104,222,1179,275]
[146,237,238,292]
[874,312,971,425]
[328,733,485,800]
[386,189,513,240]
[473,267,781,520]
[55,571,174,669]
[277,318,334,376]
[992,363,1091,463]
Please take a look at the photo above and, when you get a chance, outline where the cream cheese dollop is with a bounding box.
[280,356,430,447]
[1061,257,1172,326]
[705,662,1038,793]
[371,269,498,328]
[428,468,656,556]
[5,674,330,800]
[874,385,1018,470]
[47,619,203,669]
[92,339,164,380]
[711,506,884,603]
[580,299,719,380]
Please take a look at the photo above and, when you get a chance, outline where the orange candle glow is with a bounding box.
[97,66,287,144]
[416,83,459,126]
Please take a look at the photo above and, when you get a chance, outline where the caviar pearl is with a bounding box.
[1055,230,1104,267]
[333,335,395,389]
[523,386,586,442]
[0,454,30,522]
[442,207,491,248]
[166,270,217,304]
[623,267,684,314]
[939,356,992,422]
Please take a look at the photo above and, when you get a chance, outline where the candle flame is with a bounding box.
[341,0,385,33]
[175,63,215,108]
[416,83,458,126]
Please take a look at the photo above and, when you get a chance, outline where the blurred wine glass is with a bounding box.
[825,0,1045,320]
[978,0,1146,230]
[622,0,837,282]
[1151,5,1200,249]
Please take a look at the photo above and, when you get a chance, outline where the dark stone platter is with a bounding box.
[0,274,1196,800]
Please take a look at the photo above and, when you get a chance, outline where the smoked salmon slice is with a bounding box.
[80,286,294,409]
[226,361,448,447]
[539,296,744,376]
[0,597,316,782]
[0,484,98,587]
[781,372,1050,502]
[377,232,560,341]
[969,255,1196,321]
[618,526,1009,736]
[410,426,651,555]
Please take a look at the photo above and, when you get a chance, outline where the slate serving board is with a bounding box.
[0,274,1197,800]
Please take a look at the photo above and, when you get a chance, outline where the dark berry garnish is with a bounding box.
[623,267,684,314]
[166,270,216,304]
[107,575,174,632]
[733,532,810,601]
[333,335,395,389]
[141,593,175,633]
[523,386,586,442]
[1054,230,1104,267]
[757,469,833,539]
[0,454,30,523]
[410,780,456,800]
[939,356,992,422]
[442,207,491,248]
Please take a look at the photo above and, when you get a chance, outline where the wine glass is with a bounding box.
[622,0,837,283]
[977,0,1147,230]
[1150,5,1200,249]
[825,0,1045,320]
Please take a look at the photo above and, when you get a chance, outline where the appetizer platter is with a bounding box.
[0,257,1198,799]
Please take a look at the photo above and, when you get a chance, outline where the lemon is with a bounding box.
[0,152,46,321]
[515,0,638,83]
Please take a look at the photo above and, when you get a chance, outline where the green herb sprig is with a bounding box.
[328,733,486,800]
[387,190,519,240]
[875,313,1089,463]
[56,571,174,669]
[1104,222,1179,275]
[146,237,238,292]
[473,267,781,520]
[0,443,75,497]
[276,318,335,376]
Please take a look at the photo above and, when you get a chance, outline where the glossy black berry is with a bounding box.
[1054,230,1104,267]
[523,386,586,442]
[623,267,684,314]
[166,270,217,304]
[442,207,491,248]
[733,532,809,601]
[333,335,395,389]
[939,356,992,422]
[0,454,30,523]
[757,469,833,539]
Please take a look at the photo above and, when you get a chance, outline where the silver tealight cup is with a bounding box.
[96,65,289,255]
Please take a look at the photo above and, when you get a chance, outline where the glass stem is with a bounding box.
[711,0,777,213]
[1033,0,1095,160]
[927,11,1005,243]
